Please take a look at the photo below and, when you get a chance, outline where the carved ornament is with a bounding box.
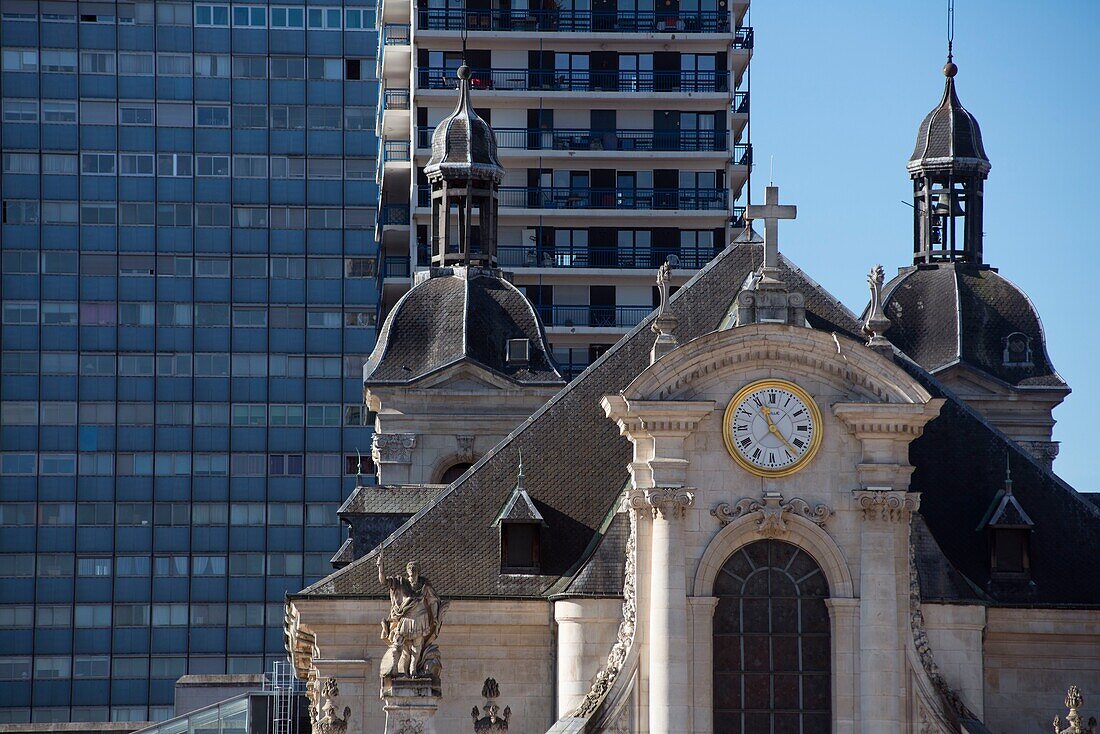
[711,490,832,538]
[471,678,512,732]
[628,487,695,520]
[312,678,351,734]
[854,489,919,522]
[372,433,417,464]
[1054,686,1097,734]
[455,434,475,461]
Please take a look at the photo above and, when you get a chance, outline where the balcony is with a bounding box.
[380,204,411,226]
[498,244,720,270]
[383,256,412,278]
[534,304,651,329]
[383,88,411,111]
[417,67,730,94]
[417,9,750,37]
[415,186,727,211]
[382,23,411,45]
[417,127,747,155]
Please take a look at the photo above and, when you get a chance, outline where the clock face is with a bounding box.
[722,379,822,477]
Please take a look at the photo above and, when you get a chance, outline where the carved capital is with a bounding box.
[711,490,833,538]
[629,487,695,519]
[853,488,919,522]
[455,434,475,461]
[372,433,417,464]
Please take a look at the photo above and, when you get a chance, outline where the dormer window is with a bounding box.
[1003,332,1033,367]
[977,461,1035,582]
[493,457,546,574]
[506,338,530,366]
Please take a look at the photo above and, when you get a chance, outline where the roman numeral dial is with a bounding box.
[722,379,822,478]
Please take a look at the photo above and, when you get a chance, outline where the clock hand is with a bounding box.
[760,405,799,455]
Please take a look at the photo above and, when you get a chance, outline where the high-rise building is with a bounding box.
[375,0,752,375]
[0,1,381,724]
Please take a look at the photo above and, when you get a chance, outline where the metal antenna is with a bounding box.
[947,0,955,63]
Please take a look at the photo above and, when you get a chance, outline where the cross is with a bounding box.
[745,185,797,274]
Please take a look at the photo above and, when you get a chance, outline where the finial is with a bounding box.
[944,0,958,76]
[355,448,364,485]
[862,264,893,354]
[516,450,524,489]
[457,64,471,81]
[1004,454,1013,495]
[650,259,679,364]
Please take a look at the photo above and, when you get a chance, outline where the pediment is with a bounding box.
[411,361,518,392]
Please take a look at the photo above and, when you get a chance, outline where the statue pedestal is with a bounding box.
[381,677,440,734]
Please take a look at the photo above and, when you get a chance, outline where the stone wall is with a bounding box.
[983,607,1100,733]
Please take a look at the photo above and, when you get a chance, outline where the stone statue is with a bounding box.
[378,551,444,682]
[1055,685,1097,734]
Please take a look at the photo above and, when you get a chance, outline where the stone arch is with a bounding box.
[431,454,479,485]
[694,514,855,599]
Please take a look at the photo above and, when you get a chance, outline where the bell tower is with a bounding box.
[423,64,504,267]
[908,57,991,265]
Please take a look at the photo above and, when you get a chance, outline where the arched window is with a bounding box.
[713,539,830,733]
[438,462,473,485]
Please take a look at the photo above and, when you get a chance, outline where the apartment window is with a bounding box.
[196,106,230,127]
[306,404,341,427]
[0,504,34,525]
[2,100,37,123]
[79,453,114,475]
[271,257,306,279]
[307,454,341,476]
[270,207,306,230]
[157,303,192,326]
[345,310,377,328]
[116,557,152,577]
[271,6,305,28]
[268,404,303,426]
[268,553,303,576]
[307,7,341,29]
[1,454,37,476]
[119,303,155,326]
[81,203,117,225]
[190,603,227,624]
[344,405,369,426]
[118,404,155,424]
[154,453,191,475]
[233,207,268,228]
[229,603,265,626]
[42,100,77,123]
[118,355,154,376]
[233,104,267,129]
[0,607,33,628]
[307,208,341,229]
[155,404,191,425]
[36,606,72,627]
[2,201,38,224]
[41,353,77,374]
[81,153,116,175]
[34,657,71,680]
[345,158,375,180]
[195,305,229,327]
[271,157,306,179]
[157,204,192,226]
[271,105,305,130]
[80,354,116,376]
[196,258,230,277]
[0,658,31,681]
[41,50,78,73]
[80,52,116,74]
[157,353,192,375]
[308,158,342,179]
[0,403,36,426]
[153,558,190,579]
[154,503,189,527]
[79,10,114,23]
[346,209,376,228]
[118,52,154,75]
[158,154,192,177]
[232,55,266,78]
[119,154,155,176]
[0,556,35,577]
[158,256,193,277]
[306,309,340,328]
[42,154,77,174]
[77,558,112,578]
[195,53,231,78]
[120,202,155,225]
[41,403,77,424]
[269,455,304,477]
[42,303,78,326]
[2,50,38,72]
[232,404,267,427]
[195,4,229,26]
[196,204,232,227]
[194,454,228,476]
[2,352,37,373]
[2,303,38,325]
[231,454,266,476]
[308,259,341,279]
[346,9,370,29]
[36,251,71,274]
[232,307,267,327]
[120,105,155,125]
[116,503,153,526]
[196,155,230,177]
[270,353,305,375]
[74,657,110,680]
[77,504,113,526]
[114,604,150,626]
[270,57,305,79]
[42,201,78,224]
[233,6,266,27]
[307,58,342,80]
[78,403,115,424]
[80,303,115,326]
[344,106,374,130]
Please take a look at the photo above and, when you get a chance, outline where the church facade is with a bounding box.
[284,58,1100,734]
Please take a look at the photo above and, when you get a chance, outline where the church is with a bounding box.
[284,50,1100,734]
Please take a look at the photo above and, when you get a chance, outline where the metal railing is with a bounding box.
[382,140,411,162]
[382,23,410,44]
[533,304,651,329]
[383,256,411,278]
[382,88,411,110]
[380,204,410,226]
[417,9,747,36]
[417,67,730,93]
[416,126,742,153]
[415,185,728,211]
[498,245,720,270]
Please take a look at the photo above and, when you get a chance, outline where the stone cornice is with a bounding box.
[601,397,716,437]
[853,488,921,522]
[832,400,945,438]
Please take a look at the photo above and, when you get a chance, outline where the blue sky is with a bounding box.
[745,1,1100,490]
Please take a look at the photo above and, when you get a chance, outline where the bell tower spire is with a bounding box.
[908,18,991,266]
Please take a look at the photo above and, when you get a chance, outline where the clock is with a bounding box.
[722,379,822,477]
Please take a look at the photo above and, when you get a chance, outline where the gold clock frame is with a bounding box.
[722,378,823,478]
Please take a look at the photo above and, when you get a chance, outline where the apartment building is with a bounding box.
[0,0,379,724]
[376,0,752,376]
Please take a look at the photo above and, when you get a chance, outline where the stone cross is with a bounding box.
[745,185,796,276]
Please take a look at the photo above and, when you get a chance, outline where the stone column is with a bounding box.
[553,598,624,718]
[826,596,860,733]
[632,487,694,734]
[381,677,440,734]
[687,596,719,734]
[853,489,919,732]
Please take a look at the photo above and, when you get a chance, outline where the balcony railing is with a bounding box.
[533,304,651,329]
[383,256,411,278]
[382,88,411,111]
[415,185,728,210]
[380,204,410,226]
[417,9,747,36]
[498,244,720,270]
[382,140,411,162]
[416,126,744,154]
[418,67,730,93]
[382,23,411,45]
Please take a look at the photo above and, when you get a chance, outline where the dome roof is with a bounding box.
[880,264,1065,389]
[424,65,504,183]
[364,267,563,385]
[908,63,990,176]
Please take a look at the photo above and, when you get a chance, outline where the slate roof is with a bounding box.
[298,242,863,600]
[424,65,503,183]
[298,241,1100,608]
[908,64,990,175]
[363,268,564,386]
[338,485,447,515]
[881,263,1067,389]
